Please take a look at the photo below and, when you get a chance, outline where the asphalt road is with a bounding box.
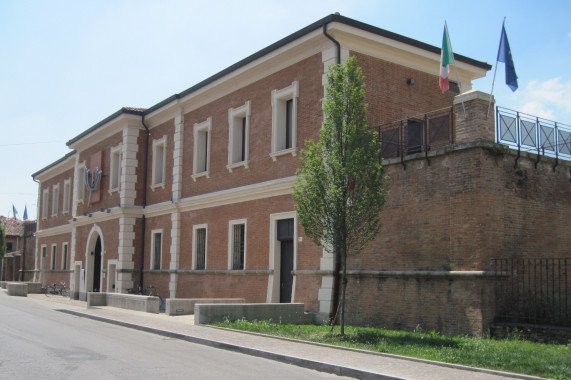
[0,295,350,379]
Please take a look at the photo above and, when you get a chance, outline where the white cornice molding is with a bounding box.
[35,224,73,238]
[330,23,488,87]
[68,114,144,152]
[144,29,325,124]
[34,154,75,182]
[143,176,296,218]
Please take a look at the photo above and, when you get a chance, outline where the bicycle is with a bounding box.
[43,282,69,297]
[146,285,165,312]
[126,283,144,295]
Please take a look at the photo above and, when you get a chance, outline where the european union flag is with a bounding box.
[497,23,518,92]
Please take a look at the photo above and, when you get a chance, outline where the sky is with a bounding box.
[1,0,570,221]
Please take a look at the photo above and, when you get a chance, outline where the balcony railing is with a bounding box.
[496,106,571,161]
[377,107,454,161]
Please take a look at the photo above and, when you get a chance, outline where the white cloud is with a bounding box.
[516,77,571,123]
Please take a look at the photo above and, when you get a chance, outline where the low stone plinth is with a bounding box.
[194,303,315,325]
[26,282,43,294]
[165,298,245,316]
[6,282,28,297]
[87,292,160,314]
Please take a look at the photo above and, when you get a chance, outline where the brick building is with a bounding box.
[31,14,571,336]
[1,216,36,282]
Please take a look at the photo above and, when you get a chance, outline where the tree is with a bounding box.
[293,56,387,335]
[0,222,5,281]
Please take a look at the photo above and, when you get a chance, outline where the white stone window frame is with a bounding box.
[62,242,69,270]
[109,144,122,193]
[51,244,57,270]
[62,178,71,214]
[76,160,85,203]
[41,188,49,219]
[227,101,250,172]
[150,229,163,270]
[192,224,207,270]
[270,81,298,161]
[192,117,212,181]
[151,136,167,190]
[51,184,59,217]
[228,219,247,270]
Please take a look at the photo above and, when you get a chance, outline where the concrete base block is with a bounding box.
[26,282,43,294]
[165,298,245,316]
[87,292,160,313]
[7,282,28,297]
[194,303,315,325]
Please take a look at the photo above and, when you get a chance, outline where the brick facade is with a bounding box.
[30,15,570,336]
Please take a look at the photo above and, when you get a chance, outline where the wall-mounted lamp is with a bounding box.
[72,217,77,221]
[106,209,111,213]
[88,213,92,217]
[407,78,415,85]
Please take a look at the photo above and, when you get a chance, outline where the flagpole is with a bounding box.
[446,21,466,118]
[487,17,506,119]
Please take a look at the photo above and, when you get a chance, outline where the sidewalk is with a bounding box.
[23,293,544,380]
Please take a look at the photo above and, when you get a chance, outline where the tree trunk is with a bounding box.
[340,248,347,336]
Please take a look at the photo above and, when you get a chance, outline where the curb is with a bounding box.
[57,309,399,380]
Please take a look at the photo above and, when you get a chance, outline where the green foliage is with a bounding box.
[0,223,6,259]
[212,320,571,379]
[293,56,388,256]
[293,56,388,335]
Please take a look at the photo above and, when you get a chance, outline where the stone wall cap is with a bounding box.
[454,90,493,104]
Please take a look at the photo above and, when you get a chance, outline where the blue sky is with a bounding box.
[1,0,570,220]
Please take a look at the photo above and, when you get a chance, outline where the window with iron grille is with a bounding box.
[51,245,57,270]
[229,221,246,270]
[151,230,162,270]
[194,226,206,270]
[62,243,68,270]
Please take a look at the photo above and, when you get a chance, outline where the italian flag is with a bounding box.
[439,23,454,93]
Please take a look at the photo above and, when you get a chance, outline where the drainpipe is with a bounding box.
[140,114,150,288]
[322,20,341,322]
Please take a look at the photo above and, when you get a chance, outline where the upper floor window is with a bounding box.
[62,179,71,214]
[110,144,122,192]
[192,224,207,270]
[151,230,162,270]
[228,219,246,270]
[227,101,250,171]
[192,118,211,180]
[6,242,13,252]
[271,81,298,160]
[152,136,167,188]
[41,188,49,219]
[51,184,59,217]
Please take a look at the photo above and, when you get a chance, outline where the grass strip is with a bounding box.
[212,319,570,380]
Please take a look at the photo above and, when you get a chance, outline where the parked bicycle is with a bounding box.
[43,282,69,297]
[146,285,165,312]
[126,283,144,295]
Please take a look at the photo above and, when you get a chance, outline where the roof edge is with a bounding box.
[66,107,145,147]
[31,150,77,179]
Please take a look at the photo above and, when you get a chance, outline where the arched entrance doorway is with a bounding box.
[92,236,102,292]
[85,225,104,295]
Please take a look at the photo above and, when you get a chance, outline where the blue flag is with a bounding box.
[497,23,518,92]
[23,205,28,221]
